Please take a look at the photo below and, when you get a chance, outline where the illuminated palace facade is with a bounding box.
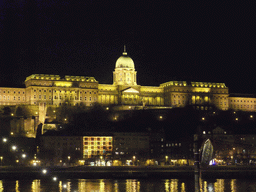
[1,48,256,117]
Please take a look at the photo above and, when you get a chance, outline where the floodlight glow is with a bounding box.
[53,177,57,181]
[12,146,17,151]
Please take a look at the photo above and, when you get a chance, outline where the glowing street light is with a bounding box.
[42,169,47,174]
[165,156,168,164]
[21,154,26,159]
[0,156,3,166]
[52,176,57,181]
[12,145,17,151]
[2,138,7,143]
[202,117,205,121]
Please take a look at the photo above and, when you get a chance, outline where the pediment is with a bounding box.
[122,87,140,93]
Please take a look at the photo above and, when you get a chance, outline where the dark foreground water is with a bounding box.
[1,177,256,192]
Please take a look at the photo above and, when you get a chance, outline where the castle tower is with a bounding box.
[113,46,137,85]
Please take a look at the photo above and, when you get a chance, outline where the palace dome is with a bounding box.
[115,51,135,69]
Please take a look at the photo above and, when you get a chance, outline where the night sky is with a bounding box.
[1,1,255,94]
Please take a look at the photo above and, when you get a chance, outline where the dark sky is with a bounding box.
[1,1,255,93]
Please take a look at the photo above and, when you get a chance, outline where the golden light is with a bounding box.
[233,148,235,150]
[159,115,163,119]
[35,112,38,115]
[234,111,236,114]
[100,156,103,160]
[12,145,17,151]
[2,138,7,143]
[106,107,109,110]
[67,156,71,160]
[250,115,253,118]
[213,112,215,114]
[165,156,168,160]
[11,113,14,116]
[64,118,67,121]
[10,132,14,135]
[53,177,57,181]
[53,110,56,113]
[235,118,238,121]
[202,117,205,121]
[133,156,136,160]
[16,160,19,163]
[60,160,62,163]
[42,169,47,174]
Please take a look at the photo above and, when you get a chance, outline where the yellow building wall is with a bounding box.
[229,97,256,111]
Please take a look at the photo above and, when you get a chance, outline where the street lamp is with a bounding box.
[68,156,71,165]
[12,145,17,151]
[133,156,136,166]
[21,154,26,159]
[2,138,7,143]
[165,156,168,165]
[0,156,3,166]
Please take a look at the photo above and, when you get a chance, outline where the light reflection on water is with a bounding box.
[0,178,255,192]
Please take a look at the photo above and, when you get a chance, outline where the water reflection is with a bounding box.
[16,180,20,192]
[231,179,237,192]
[0,180,3,192]
[0,177,254,191]
[31,180,40,192]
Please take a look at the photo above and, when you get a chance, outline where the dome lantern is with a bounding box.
[115,46,134,69]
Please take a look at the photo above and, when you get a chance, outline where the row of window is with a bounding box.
[230,104,256,109]
[84,142,112,145]
[0,96,25,101]
[167,89,227,94]
[33,89,97,94]
[84,146,112,150]
[173,100,185,105]
[230,100,256,103]
[0,90,25,94]
[33,95,97,101]
[166,143,182,147]
[84,137,111,141]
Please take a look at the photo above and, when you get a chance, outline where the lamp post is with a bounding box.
[133,156,136,166]
[68,156,71,165]
[12,145,17,151]
[165,156,168,165]
[0,156,3,166]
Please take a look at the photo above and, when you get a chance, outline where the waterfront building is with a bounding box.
[200,127,256,165]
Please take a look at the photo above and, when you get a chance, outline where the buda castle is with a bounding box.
[0,47,255,136]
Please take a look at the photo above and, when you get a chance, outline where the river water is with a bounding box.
[0,177,255,192]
